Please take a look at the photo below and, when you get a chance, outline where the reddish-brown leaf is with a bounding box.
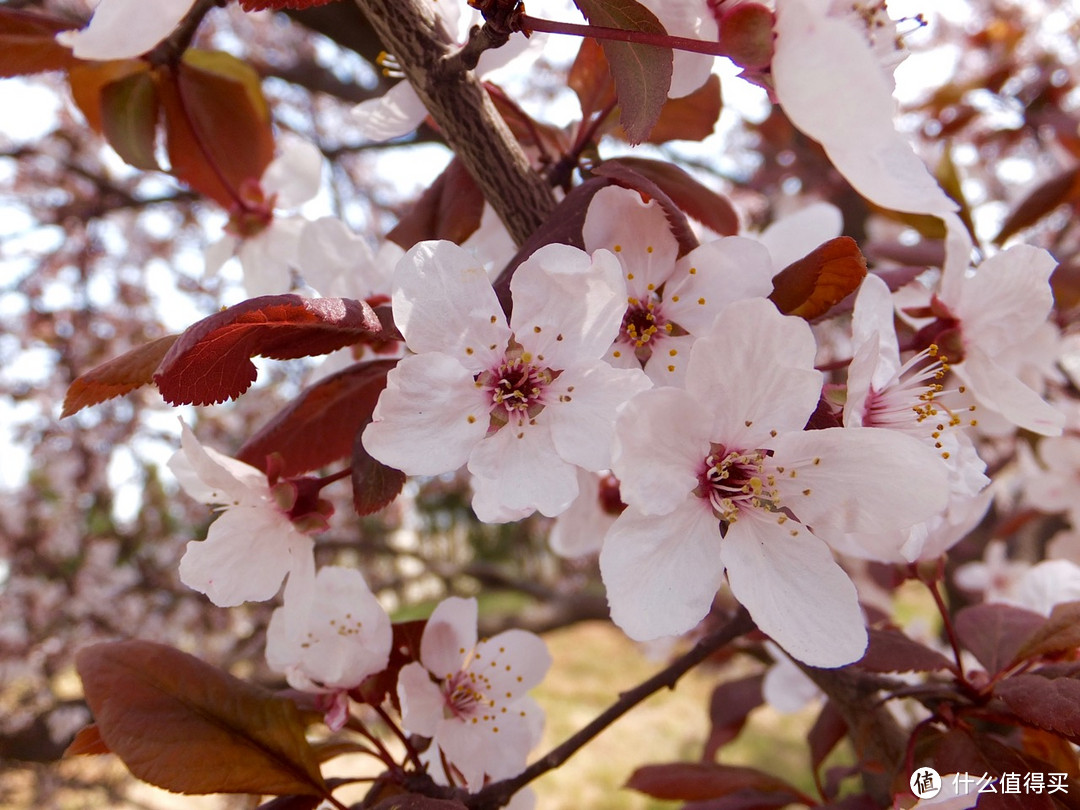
[856,627,954,673]
[769,237,867,320]
[640,74,722,145]
[569,37,617,123]
[0,8,78,77]
[64,724,111,756]
[62,334,179,418]
[368,796,468,810]
[994,166,1080,245]
[353,422,406,516]
[594,156,739,241]
[157,50,274,208]
[387,157,485,249]
[954,603,1046,676]
[933,728,1059,810]
[76,640,327,796]
[715,2,775,70]
[626,762,804,802]
[996,674,1080,742]
[100,68,160,170]
[154,296,382,406]
[703,674,764,760]
[808,701,847,778]
[572,0,673,144]
[240,0,340,9]
[237,358,397,476]
[1015,600,1080,663]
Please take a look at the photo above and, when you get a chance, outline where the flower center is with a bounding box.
[696,445,781,529]
[475,340,555,429]
[442,670,485,721]
[616,294,687,365]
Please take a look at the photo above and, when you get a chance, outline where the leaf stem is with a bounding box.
[468,608,754,810]
[518,14,729,57]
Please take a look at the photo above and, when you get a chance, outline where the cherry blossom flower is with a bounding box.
[266,566,392,730]
[362,240,651,521]
[839,273,988,562]
[600,298,949,667]
[56,0,195,60]
[582,185,773,386]
[168,421,325,610]
[918,245,1064,436]
[205,137,325,296]
[956,541,1080,616]
[396,597,550,791]
[771,0,958,221]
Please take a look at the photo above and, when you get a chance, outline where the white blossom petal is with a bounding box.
[352,82,430,141]
[262,138,324,209]
[363,352,491,476]
[421,596,477,678]
[600,503,724,641]
[757,202,843,271]
[57,0,195,60]
[956,348,1064,436]
[398,662,445,737]
[721,513,867,667]
[297,216,379,299]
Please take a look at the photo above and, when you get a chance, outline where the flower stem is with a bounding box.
[518,14,729,57]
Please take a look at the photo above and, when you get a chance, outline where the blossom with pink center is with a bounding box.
[839,274,989,562]
[917,244,1064,436]
[582,186,773,386]
[56,0,196,60]
[600,298,949,667]
[168,421,321,610]
[397,597,550,792]
[265,566,392,731]
[362,240,651,521]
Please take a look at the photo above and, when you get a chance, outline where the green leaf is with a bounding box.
[76,640,328,797]
[100,69,161,170]
[572,0,673,143]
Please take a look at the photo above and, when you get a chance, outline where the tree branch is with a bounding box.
[353,0,555,245]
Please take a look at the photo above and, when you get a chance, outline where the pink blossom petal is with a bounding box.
[685,299,821,447]
[546,361,651,472]
[511,244,627,367]
[636,0,717,98]
[600,503,724,641]
[397,662,444,737]
[956,348,1064,436]
[772,0,956,218]
[582,186,680,297]
[262,138,323,209]
[721,513,867,667]
[474,629,552,698]
[641,333,696,386]
[351,82,430,141]
[179,510,312,607]
[767,428,949,539]
[238,218,303,296]
[612,387,712,516]
[392,240,510,371]
[169,420,266,504]
[363,352,491,476]
[421,596,477,678]
[757,202,843,271]
[468,422,579,519]
[548,471,617,558]
[297,217,379,299]
[663,238,775,335]
[56,0,195,60]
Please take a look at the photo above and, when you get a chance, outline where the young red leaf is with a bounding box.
[75,640,327,797]
[954,603,1046,676]
[62,333,180,418]
[157,50,274,208]
[855,627,954,674]
[993,166,1080,246]
[640,73,722,145]
[64,724,111,756]
[572,0,673,144]
[387,157,485,249]
[154,296,383,406]
[1014,600,1080,663]
[0,8,77,77]
[626,762,805,803]
[932,728,1060,810]
[99,68,161,170]
[353,421,406,516]
[703,674,764,760]
[569,37,617,123]
[593,156,738,243]
[769,237,868,321]
[237,358,397,476]
[808,701,847,781]
[996,674,1080,743]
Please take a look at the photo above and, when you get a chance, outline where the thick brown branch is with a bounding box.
[353,0,555,245]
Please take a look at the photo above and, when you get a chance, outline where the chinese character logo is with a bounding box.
[911,767,942,799]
